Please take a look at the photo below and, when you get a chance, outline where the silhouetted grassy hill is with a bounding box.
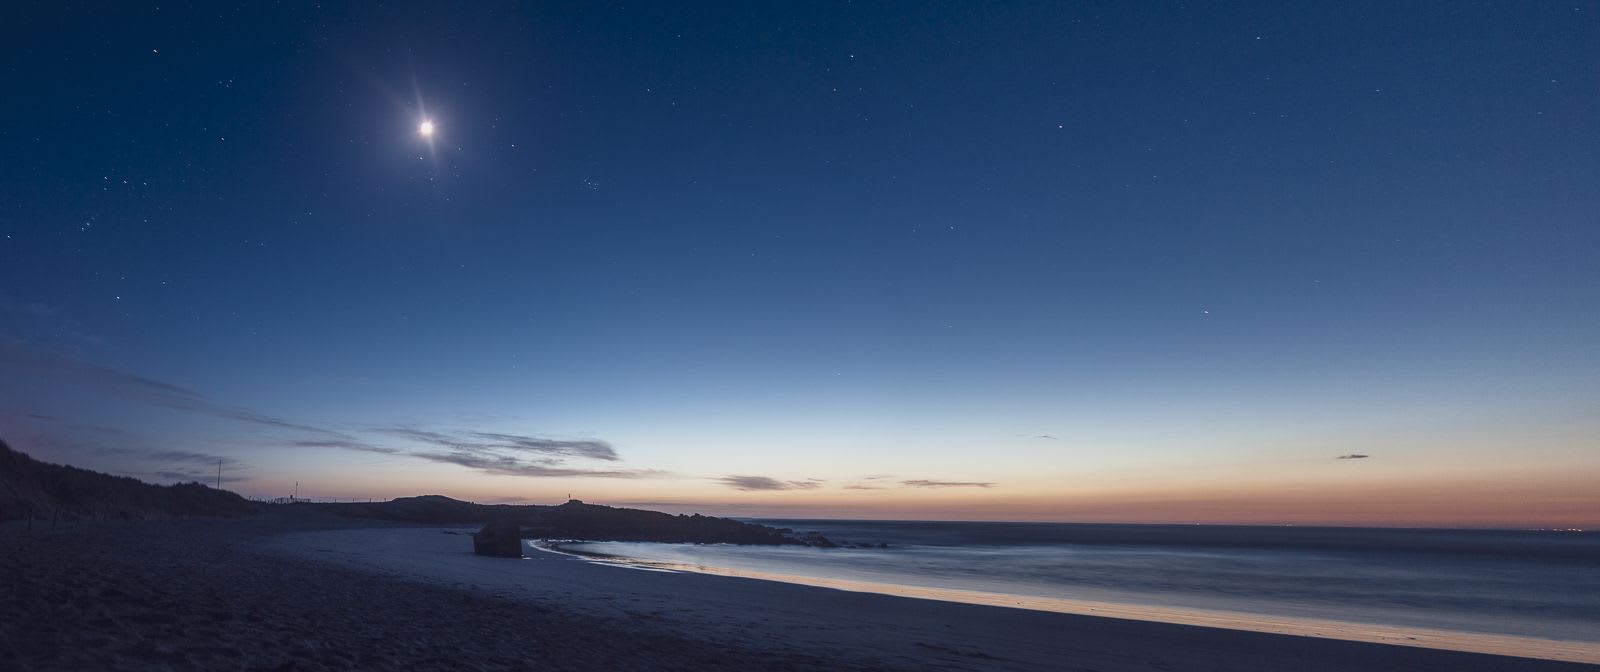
[0,440,259,521]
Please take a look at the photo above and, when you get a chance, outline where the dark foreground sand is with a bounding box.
[2,511,1594,671]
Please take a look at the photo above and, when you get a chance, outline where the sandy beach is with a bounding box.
[1,513,851,671]
[4,511,1593,671]
[269,525,1600,671]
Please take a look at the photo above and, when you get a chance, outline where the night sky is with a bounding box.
[3,1,1596,526]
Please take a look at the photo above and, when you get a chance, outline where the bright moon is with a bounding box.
[418,120,435,137]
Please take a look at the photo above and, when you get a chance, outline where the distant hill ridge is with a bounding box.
[310,496,824,546]
[0,441,831,546]
[0,440,258,521]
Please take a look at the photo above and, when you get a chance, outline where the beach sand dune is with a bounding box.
[3,512,1593,671]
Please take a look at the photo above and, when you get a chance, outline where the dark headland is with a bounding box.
[0,440,828,546]
[312,494,833,546]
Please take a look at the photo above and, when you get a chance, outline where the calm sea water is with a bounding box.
[562,520,1600,642]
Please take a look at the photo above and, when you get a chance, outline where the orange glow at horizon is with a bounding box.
[245,463,1600,529]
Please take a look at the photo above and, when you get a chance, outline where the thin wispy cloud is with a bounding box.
[3,343,642,481]
[291,439,403,455]
[902,479,994,488]
[291,438,646,478]
[844,474,894,490]
[467,432,619,461]
[1,342,343,438]
[717,475,824,491]
[142,449,244,468]
[373,427,458,445]
[374,426,619,461]
[412,450,656,479]
[0,344,201,400]
[85,444,244,472]
[292,436,648,478]
[1336,454,1371,460]
[65,439,249,484]
[364,426,635,477]
[159,397,343,437]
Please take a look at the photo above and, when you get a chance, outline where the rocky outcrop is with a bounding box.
[473,520,523,557]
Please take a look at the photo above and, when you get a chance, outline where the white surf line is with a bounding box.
[569,549,1600,665]
[525,540,684,572]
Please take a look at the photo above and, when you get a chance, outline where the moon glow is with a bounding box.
[419,120,436,137]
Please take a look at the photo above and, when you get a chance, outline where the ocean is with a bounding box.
[559,519,1599,644]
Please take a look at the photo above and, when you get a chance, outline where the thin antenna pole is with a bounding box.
[217,459,222,489]
[294,481,299,501]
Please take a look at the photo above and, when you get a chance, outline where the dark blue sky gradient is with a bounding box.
[2,2,1596,521]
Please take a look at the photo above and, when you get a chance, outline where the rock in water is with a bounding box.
[473,520,523,557]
